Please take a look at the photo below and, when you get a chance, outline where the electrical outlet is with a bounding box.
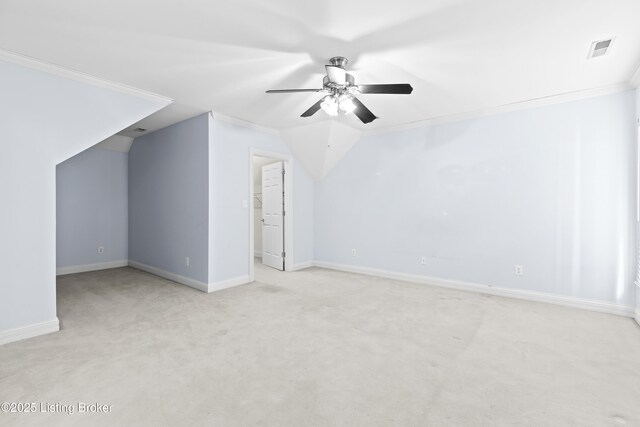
[242,199,248,208]
[185,257,190,267]
[98,246,104,254]
[351,249,357,257]
[421,256,427,265]
[515,265,524,276]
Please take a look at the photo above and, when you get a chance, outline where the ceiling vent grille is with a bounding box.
[588,38,614,59]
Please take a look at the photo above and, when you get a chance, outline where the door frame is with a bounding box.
[249,148,294,282]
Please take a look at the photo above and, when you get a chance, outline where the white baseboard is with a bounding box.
[128,260,209,293]
[209,275,251,293]
[293,261,314,271]
[0,318,59,346]
[57,258,637,319]
[314,261,635,318]
[87,260,251,294]
[57,260,129,276]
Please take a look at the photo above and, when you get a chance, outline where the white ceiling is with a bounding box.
[1,0,639,135]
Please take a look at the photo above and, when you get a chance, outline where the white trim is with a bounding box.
[249,148,295,283]
[0,49,173,105]
[314,261,635,318]
[209,275,251,293]
[635,308,640,326]
[99,260,250,294]
[128,260,209,293]
[365,83,632,136]
[212,112,279,136]
[293,261,314,271]
[0,318,60,346]
[56,260,129,276]
[254,251,263,258]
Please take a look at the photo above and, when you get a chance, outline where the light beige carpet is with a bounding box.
[1,264,639,426]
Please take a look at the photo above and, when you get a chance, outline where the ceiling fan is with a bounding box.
[266,56,413,124]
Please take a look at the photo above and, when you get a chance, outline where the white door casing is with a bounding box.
[262,161,284,270]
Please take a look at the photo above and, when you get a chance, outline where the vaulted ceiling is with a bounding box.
[1,0,639,138]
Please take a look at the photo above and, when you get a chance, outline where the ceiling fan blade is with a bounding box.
[266,89,324,93]
[357,84,413,94]
[301,99,324,117]
[352,97,377,124]
[325,65,346,85]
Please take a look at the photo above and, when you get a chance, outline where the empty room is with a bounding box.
[1,0,640,426]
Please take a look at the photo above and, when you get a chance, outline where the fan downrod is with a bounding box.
[329,56,348,68]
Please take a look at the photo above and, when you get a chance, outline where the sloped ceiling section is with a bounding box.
[281,120,362,180]
[0,51,172,164]
[94,135,135,152]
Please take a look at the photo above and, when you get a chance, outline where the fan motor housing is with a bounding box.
[323,73,355,93]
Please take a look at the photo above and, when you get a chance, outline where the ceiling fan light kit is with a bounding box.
[338,95,356,113]
[320,94,356,116]
[320,96,339,116]
[266,56,413,124]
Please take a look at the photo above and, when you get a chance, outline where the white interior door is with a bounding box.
[262,161,284,270]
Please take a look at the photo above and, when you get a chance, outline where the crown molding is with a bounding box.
[210,111,279,136]
[364,83,633,136]
[0,49,173,105]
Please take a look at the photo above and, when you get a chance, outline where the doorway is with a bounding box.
[249,149,294,282]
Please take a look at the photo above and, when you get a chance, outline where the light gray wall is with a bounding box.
[0,58,168,333]
[209,117,314,282]
[315,90,637,307]
[56,148,128,269]
[129,114,210,283]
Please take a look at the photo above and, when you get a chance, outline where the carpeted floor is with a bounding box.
[1,264,639,426]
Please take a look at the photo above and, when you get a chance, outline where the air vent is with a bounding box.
[588,38,614,59]
[133,127,147,133]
